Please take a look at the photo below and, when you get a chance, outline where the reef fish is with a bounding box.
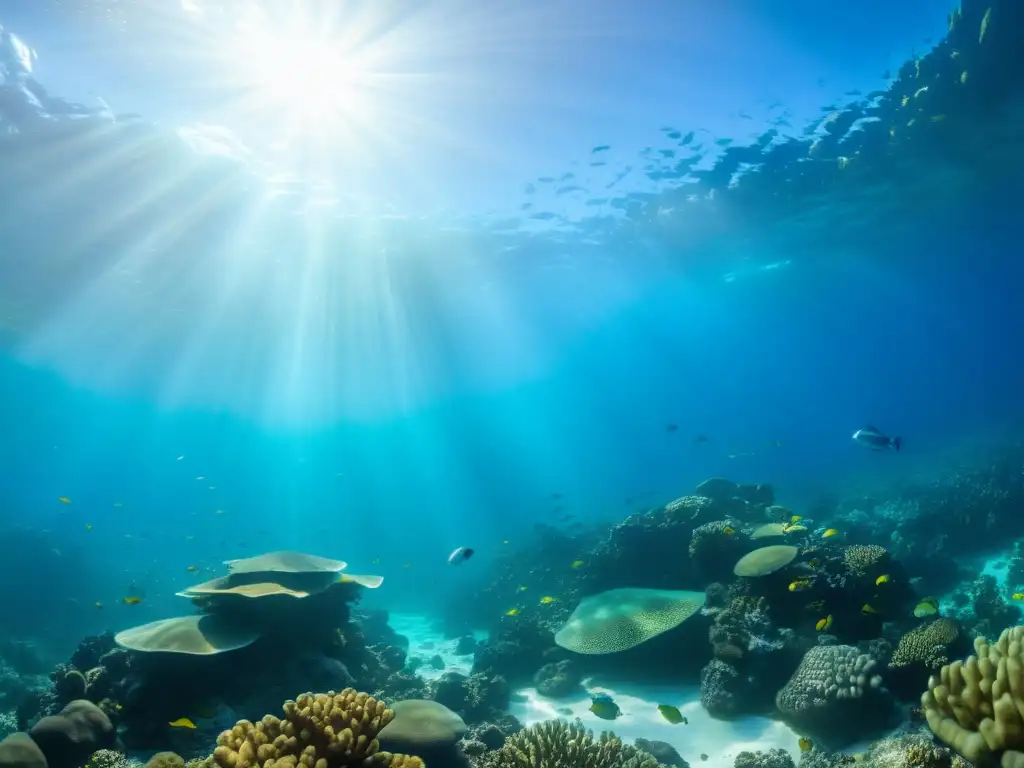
[798,737,813,752]
[169,718,196,729]
[852,426,901,452]
[914,599,939,617]
[656,705,686,724]
[822,528,839,538]
[589,694,621,720]
[447,547,474,565]
[1014,593,1024,602]
[875,574,890,586]
[815,615,833,632]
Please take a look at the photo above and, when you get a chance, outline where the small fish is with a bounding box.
[722,526,735,536]
[371,557,380,565]
[176,456,185,461]
[700,755,708,762]
[94,602,103,610]
[861,603,878,615]
[448,547,474,565]
[540,596,558,604]
[815,615,833,632]
[168,718,196,729]
[783,524,808,533]
[656,704,686,724]
[666,424,679,433]
[196,476,205,481]
[913,600,939,618]
[790,515,803,523]
[1013,593,1024,602]
[693,433,709,443]
[503,540,510,545]
[505,608,520,616]
[517,585,528,592]
[799,737,813,752]
[571,560,585,569]
[58,497,71,504]
[122,596,143,605]
[589,694,621,720]
[113,502,123,508]
[789,579,811,592]
[852,425,901,452]
[876,574,890,586]
[823,528,839,538]
[186,565,198,573]
[84,523,93,532]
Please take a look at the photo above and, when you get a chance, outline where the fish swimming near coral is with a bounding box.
[168,718,196,729]
[875,574,890,586]
[447,547,474,565]
[852,425,901,452]
[540,595,558,604]
[822,528,839,538]
[1013,593,1024,602]
[798,737,813,752]
[656,704,686,724]
[815,615,832,632]
[913,598,939,617]
[788,579,812,592]
[589,694,621,720]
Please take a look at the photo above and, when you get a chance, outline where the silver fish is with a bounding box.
[447,546,474,565]
[852,425,901,452]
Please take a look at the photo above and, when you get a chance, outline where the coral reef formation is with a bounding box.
[775,645,891,744]
[208,689,421,768]
[0,700,115,768]
[474,720,664,768]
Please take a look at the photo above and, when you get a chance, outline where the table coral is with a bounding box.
[209,690,422,768]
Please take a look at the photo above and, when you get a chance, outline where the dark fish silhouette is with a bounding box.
[852,425,901,452]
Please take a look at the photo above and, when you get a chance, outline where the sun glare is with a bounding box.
[221,8,374,138]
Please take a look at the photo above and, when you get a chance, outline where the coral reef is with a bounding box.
[474,720,664,768]
[887,619,969,701]
[428,673,511,727]
[208,689,422,768]
[532,661,581,699]
[922,625,1024,764]
[376,699,467,765]
[733,749,794,768]
[861,732,968,768]
[775,645,892,745]
[0,700,115,768]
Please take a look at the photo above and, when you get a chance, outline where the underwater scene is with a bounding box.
[2,2,1024,768]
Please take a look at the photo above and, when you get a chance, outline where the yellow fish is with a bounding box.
[540,596,558,605]
[168,718,196,729]
[913,600,939,618]
[822,529,839,538]
[1013,593,1024,602]
[799,737,813,752]
[788,579,811,592]
[722,526,735,536]
[815,615,832,632]
[791,515,802,523]
[875,574,890,586]
[58,497,71,505]
[84,523,93,532]
[505,608,520,617]
[861,603,878,615]
[122,596,143,605]
[571,560,585,569]
[656,705,686,725]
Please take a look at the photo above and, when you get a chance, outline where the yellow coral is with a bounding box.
[891,619,962,671]
[210,690,423,768]
[922,626,1024,765]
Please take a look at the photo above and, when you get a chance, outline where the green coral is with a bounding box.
[481,720,663,768]
[842,545,889,577]
[890,619,962,671]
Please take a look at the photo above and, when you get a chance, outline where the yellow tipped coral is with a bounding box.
[209,690,423,768]
[922,625,1024,765]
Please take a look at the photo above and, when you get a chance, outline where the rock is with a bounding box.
[29,700,115,768]
[532,660,581,698]
[428,654,446,670]
[455,636,478,655]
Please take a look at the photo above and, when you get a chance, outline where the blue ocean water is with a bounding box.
[0,3,1023,762]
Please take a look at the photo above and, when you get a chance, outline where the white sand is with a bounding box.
[509,683,802,768]
[390,613,804,768]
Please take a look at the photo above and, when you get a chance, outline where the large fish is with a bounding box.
[852,425,901,452]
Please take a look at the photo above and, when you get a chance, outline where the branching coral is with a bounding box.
[481,720,662,768]
[209,689,422,768]
[921,625,1024,766]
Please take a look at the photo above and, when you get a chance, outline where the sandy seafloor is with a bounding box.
[390,614,806,768]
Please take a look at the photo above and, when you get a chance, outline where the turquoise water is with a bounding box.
[1,3,1024,766]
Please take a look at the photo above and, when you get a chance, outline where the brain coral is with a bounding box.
[922,625,1024,766]
[210,689,422,768]
[775,645,889,743]
[481,719,662,768]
